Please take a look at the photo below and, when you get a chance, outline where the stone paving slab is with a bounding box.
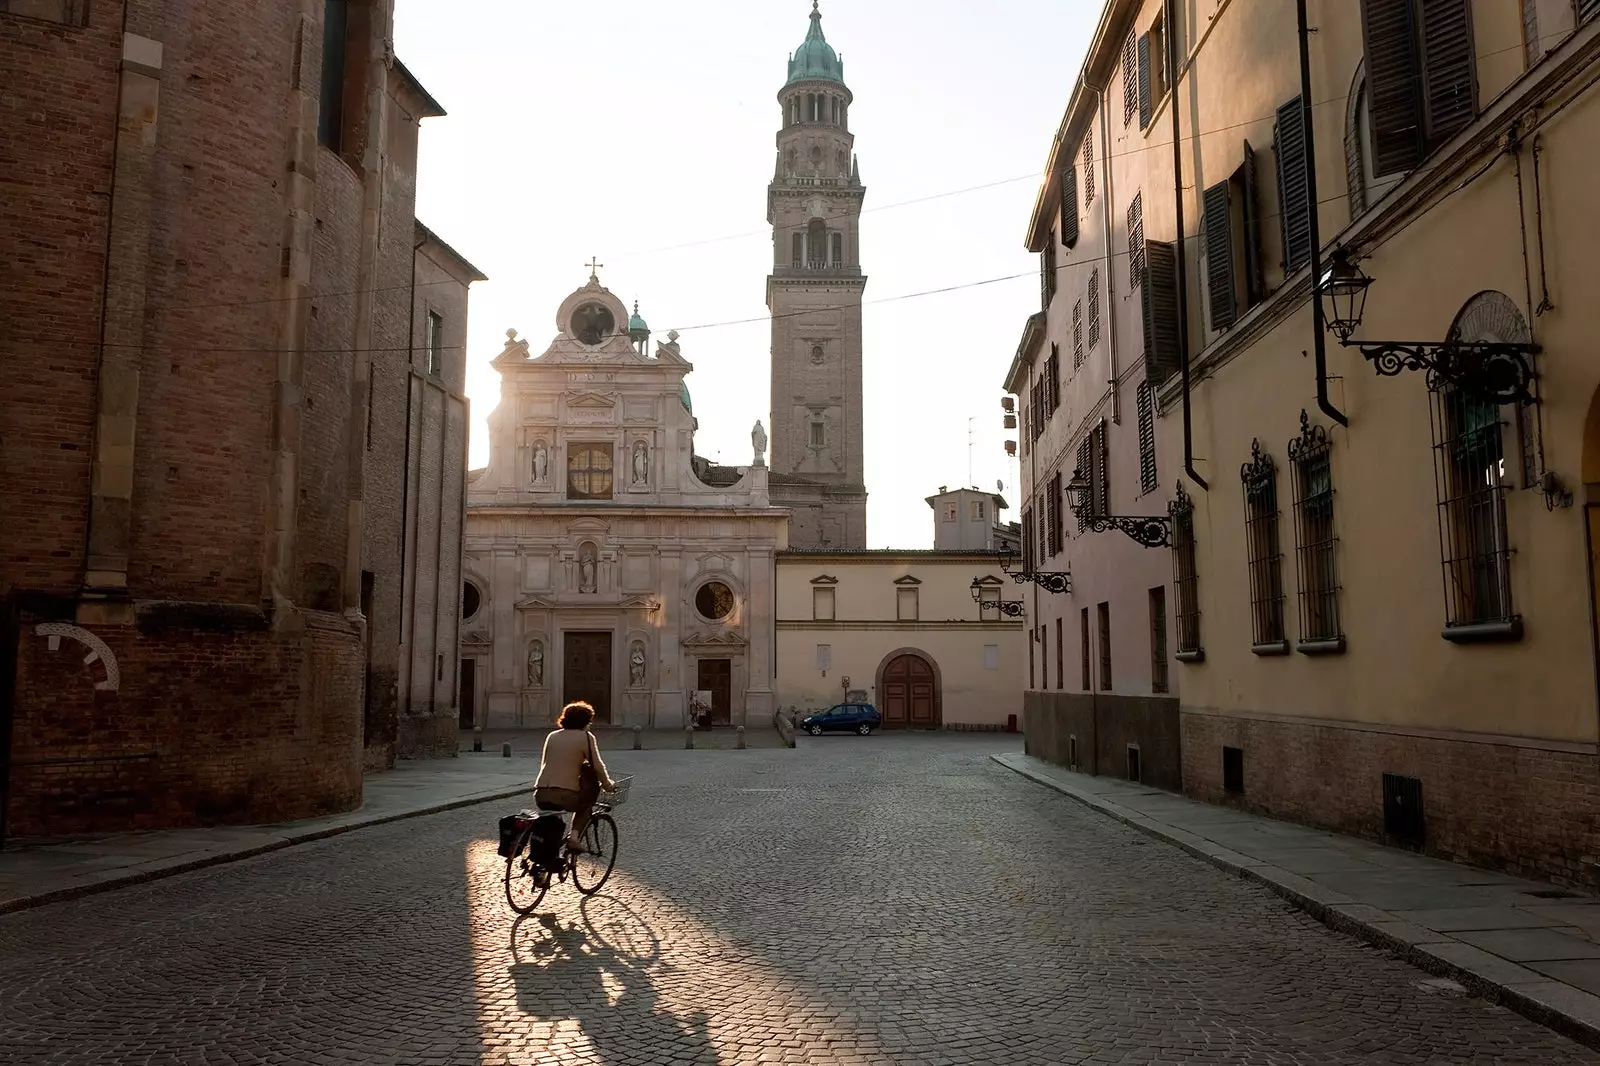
[994,750,1600,1052]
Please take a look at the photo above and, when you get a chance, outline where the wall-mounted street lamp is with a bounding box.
[1318,251,1539,406]
[995,544,1071,595]
[1065,469,1172,549]
[969,577,1025,617]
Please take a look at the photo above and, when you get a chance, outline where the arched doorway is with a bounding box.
[878,651,940,729]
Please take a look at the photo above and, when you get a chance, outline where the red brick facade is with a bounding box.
[1182,712,1600,892]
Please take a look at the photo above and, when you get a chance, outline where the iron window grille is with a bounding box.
[1287,410,1343,648]
[1088,269,1102,349]
[1170,483,1202,657]
[1149,586,1169,694]
[1128,193,1145,289]
[1073,301,1084,369]
[1430,381,1519,637]
[1080,607,1092,691]
[1240,439,1286,650]
[1097,601,1112,691]
[1137,381,1158,494]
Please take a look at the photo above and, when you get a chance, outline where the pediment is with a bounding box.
[683,628,747,647]
[567,517,611,537]
[566,392,616,408]
[514,596,557,610]
[460,630,493,646]
[620,596,662,611]
[892,575,923,585]
[972,574,1005,587]
[810,574,838,585]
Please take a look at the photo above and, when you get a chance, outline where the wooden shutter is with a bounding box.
[1022,506,1034,571]
[1073,300,1084,368]
[1060,165,1079,249]
[1040,241,1057,308]
[1203,179,1236,331]
[1344,81,1368,218]
[1419,0,1476,146]
[1137,381,1158,494]
[1275,96,1312,273]
[1123,31,1139,125]
[1048,472,1063,555]
[1093,421,1110,516]
[1137,33,1153,130]
[1082,132,1095,204]
[1075,438,1092,531]
[1583,0,1600,24]
[1241,141,1266,307]
[1141,239,1181,384]
[1047,345,1061,412]
[1522,0,1542,67]
[1361,0,1425,176]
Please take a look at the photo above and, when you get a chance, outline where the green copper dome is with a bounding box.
[628,300,649,335]
[680,381,693,414]
[786,2,845,86]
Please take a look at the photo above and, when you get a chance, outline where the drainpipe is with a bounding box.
[1298,0,1349,428]
[1091,81,1120,426]
[1168,0,1208,490]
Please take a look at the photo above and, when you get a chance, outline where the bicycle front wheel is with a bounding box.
[571,813,618,895]
[504,830,550,914]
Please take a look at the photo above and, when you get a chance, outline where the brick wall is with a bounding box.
[8,604,363,835]
[1183,711,1600,890]
[1024,690,1182,791]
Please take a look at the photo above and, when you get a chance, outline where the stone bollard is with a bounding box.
[502,742,512,758]
[473,727,483,753]
[736,725,746,750]
[684,724,694,750]
[633,725,642,751]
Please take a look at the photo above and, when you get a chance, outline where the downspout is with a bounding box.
[1168,0,1208,489]
[1092,81,1120,425]
[1298,0,1349,428]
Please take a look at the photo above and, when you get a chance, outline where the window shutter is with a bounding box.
[1037,497,1048,557]
[1419,0,1476,146]
[1047,345,1060,412]
[1082,132,1095,205]
[1583,0,1600,24]
[1088,268,1102,347]
[1343,82,1368,218]
[1361,0,1424,176]
[1073,300,1084,368]
[1241,141,1266,306]
[1137,33,1153,130]
[1137,381,1158,494]
[1093,421,1110,516]
[1060,165,1079,248]
[1203,179,1236,332]
[1127,193,1145,289]
[1048,472,1062,555]
[1274,96,1312,273]
[1521,0,1542,67]
[1022,506,1034,571]
[1141,239,1181,384]
[1040,241,1057,308]
[1123,31,1139,125]
[1075,438,1092,532]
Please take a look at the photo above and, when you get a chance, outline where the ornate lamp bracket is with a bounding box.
[1076,512,1173,549]
[995,551,1072,595]
[1351,339,1540,407]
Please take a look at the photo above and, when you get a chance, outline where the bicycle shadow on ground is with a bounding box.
[506,896,712,1063]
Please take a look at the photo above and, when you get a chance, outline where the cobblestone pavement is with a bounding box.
[3,734,1596,1065]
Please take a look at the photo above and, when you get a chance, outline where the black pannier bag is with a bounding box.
[497,810,537,858]
[529,813,566,867]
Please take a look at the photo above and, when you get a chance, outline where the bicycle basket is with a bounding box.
[603,776,634,807]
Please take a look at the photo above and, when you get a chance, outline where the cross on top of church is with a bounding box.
[586,256,604,282]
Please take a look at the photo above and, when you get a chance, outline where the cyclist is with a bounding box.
[533,700,618,855]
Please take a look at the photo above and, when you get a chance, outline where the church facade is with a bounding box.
[461,277,785,731]
[766,4,870,550]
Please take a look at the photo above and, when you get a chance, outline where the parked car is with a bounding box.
[799,703,881,736]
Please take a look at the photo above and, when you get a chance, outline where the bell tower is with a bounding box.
[766,1,868,549]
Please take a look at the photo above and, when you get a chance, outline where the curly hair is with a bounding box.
[557,701,595,729]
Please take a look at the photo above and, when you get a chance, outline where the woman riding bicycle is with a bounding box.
[534,701,617,854]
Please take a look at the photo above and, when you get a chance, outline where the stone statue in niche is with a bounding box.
[752,420,767,466]
[631,440,649,485]
[579,545,597,593]
[526,641,544,687]
[629,642,646,687]
[532,441,548,483]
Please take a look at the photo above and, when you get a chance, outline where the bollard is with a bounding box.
[684,723,694,750]
[633,725,642,751]
[502,741,512,758]
[472,726,483,753]
[736,725,746,750]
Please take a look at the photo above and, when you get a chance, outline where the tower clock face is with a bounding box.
[569,303,615,346]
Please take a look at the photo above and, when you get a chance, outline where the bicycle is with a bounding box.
[504,776,631,914]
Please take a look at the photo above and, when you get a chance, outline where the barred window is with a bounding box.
[1240,439,1286,649]
[1149,587,1169,694]
[1170,484,1202,656]
[1128,193,1145,289]
[1137,381,1157,494]
[1288,410,1343,648]
[1072,301,1084,369]
[1087,269,1102,349]
[1082,131,1095,206]
[1431,384,1517,634]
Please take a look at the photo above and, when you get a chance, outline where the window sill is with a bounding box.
[1175,648,1205,663]
[1250,640,1290,657]
[1442,618,1523,645]
[1296,636,1346,656]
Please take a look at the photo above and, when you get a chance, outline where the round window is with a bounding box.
[462,581,482,620]
[695,581,735,621]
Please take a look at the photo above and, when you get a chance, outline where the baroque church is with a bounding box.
[459,4,866,729]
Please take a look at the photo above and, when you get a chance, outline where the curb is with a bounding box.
[992,754,1600,1053]
[0,783,531,917]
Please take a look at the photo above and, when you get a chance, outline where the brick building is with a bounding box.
[0,0,479,836]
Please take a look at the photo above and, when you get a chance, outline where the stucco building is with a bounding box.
[1015,0,1600,887]
[0,0,475,837]
[766,4,869,549]
[461,277,786,732]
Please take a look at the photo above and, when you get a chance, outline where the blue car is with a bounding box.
[800,702,881,736]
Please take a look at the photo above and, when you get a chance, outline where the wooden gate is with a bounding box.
[881,654,938,729]
[563,632,613,724]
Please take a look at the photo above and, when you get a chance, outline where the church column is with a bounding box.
[488,546,519,728]
[655,549,685,729]
[744,543,776,724]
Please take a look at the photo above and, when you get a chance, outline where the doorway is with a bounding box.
[564,631,613,724]
[458,658,476,729]
[696,658,732,726]
[881,653,939,729]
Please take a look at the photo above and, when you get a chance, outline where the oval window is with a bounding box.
[695,581,735,621]
[462,581,482,620]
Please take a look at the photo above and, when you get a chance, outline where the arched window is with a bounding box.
[791,231,804,266]
[1345,64,1405,220]
[830,232,843,265]
[807,219,826,267]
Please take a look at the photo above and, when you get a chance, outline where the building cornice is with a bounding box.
[778,620,1024,631]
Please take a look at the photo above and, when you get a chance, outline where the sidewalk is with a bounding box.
[0,759,536,916]
[461,724,787,753]
[995,752,1600,1051]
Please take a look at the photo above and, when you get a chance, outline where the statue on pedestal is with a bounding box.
[532,441,548,483]
[752,420,768,467]
[629,643,646,687]
[526,641,544,687]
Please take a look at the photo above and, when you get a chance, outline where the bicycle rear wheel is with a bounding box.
[504,830,550,914]
[571,813,618,895]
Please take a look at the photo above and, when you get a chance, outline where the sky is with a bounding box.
[394,0,1098,548]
